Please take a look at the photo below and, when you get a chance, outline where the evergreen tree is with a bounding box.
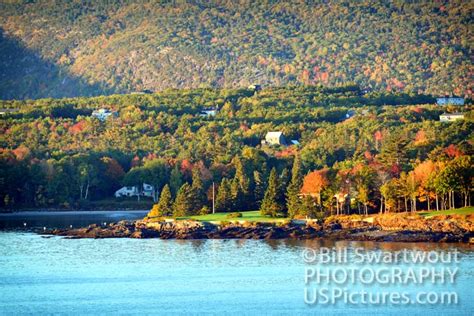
[300,195,323,219]
[233,156,250,194]
[378,130,410,169]
[149,184,173,217]
[230,177,243,211]
[253,170,266,208]
[260,168,283,217]
[216,178,232,212]
[172,183,193,217]
[278,168,290,215]
[190,167,205,212]
[156,184,173,216]
[286,155,303,218]
[169,164,183,197]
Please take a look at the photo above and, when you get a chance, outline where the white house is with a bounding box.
[199,108,218,117]
[263,131,287,146]
[92,109,117,121]
[439,113,465,122]
[142,183,155,197]
[115,183,155,198]
[437,97,464,106]
[115,186,139,197]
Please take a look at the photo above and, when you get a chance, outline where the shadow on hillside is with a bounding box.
[0,29,116,100]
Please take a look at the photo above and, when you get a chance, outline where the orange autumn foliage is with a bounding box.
[413,160,436,185]
[301,169,329,196]
[444,144,463,158]
[130,155,141,168]
[180,159,194,175]
[69,120,87,134]
[12,146,30,160]
[374,130,383,141]
[414,129,428,145]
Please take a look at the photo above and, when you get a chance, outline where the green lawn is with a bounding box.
[418,207,474,218]
[176,210,288,223]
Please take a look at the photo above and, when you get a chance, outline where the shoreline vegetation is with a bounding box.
[1,85,472,221]
[45,208,474,243]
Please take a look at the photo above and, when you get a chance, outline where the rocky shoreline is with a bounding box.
[44,213,474,243]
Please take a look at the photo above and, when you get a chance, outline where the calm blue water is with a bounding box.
[0,213,473,315]
[0,211,148,230]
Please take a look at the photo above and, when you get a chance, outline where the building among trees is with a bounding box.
[436,97,465,106]
[115,183,155,198]
[92,109,117,121]
[439,113,465,122]
[263,132,287,146]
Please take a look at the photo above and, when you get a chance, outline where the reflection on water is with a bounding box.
[0,211,148,229]
[0,212,473,314]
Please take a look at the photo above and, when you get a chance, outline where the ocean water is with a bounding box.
[0,213,473,315]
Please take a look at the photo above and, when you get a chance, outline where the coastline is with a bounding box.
[0,209,150,214]
[44,213,474,243]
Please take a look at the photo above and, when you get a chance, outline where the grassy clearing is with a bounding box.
[418,207,474,218]
[176,210,288,223]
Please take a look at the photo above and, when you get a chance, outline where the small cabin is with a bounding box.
[439,113,464,122]
[436,97,464,106]
[263,131,287,146]
[199,108,218,117]
[92,109,117,121]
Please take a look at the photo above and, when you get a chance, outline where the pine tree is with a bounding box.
[278,168,289,215]
[169,164,183,197]
[233,156,250,194]
[253,170,266,208]
[156,184,173,216]
[230,177,242,211]
[172,183,193,217]
[215,178,230,212]
[232,156,251,210]
[260,168,283,217]
[286,155,303,218]
[190,167,205,212]
[216,178,232,212]
[300,195,322,219]
[149,184,173,217]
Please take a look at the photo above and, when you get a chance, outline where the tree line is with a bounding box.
[0,86,472,215]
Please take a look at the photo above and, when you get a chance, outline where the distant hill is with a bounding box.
[0,0,472,99]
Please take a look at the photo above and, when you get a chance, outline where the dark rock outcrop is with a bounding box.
[44,214,474,243]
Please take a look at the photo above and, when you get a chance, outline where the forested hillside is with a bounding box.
[1,86,472,215]
[0,0,472,99]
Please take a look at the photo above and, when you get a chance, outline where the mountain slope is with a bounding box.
[0,0,472,99]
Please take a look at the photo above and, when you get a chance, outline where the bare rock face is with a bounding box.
[45,214,474,243]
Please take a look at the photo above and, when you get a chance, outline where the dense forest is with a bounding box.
[0,0,472,99]
[0,85,472,218]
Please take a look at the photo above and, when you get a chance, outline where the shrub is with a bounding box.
[199,206,210,215]
[226,212,242,219]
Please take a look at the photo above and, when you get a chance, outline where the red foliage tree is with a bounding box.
[12,146,30,160]
[301,169,329,203]
[444,144,463,158]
